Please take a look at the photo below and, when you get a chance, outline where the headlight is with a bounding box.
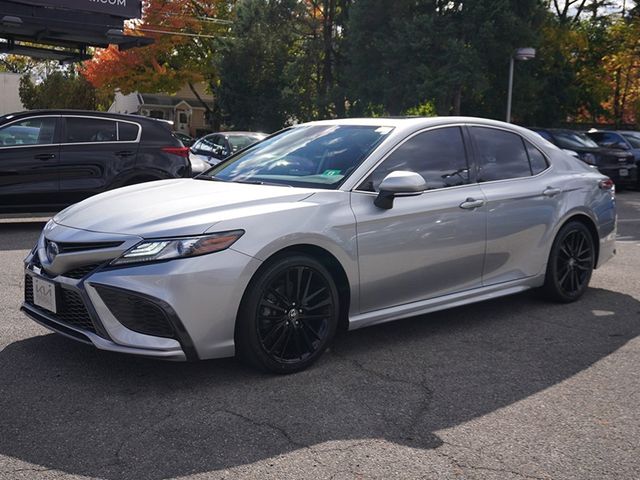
[580,153,597,165]
[111,230,244,266]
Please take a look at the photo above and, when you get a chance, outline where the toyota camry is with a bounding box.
[22,117,617,373]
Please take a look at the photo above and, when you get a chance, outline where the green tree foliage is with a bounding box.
[345,1,546,118]
[216,0,305,131]
[19,71,98,110]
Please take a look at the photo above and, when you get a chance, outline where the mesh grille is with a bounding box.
[25,275,98,335]
[62,263,104,279]
[96,286,176,338]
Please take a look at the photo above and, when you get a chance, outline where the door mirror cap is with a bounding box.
[374,171,427,209]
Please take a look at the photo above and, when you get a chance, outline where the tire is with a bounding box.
[235,254,340,374]
[543,221,595,303]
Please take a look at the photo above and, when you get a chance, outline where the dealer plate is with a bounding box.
[33,276,57,313]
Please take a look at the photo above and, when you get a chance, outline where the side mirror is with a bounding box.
[374,171,427,209]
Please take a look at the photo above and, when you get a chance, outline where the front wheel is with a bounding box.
[543,221,595,302]
[235,254,339,374]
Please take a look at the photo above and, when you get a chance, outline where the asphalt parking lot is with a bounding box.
[0,192,639,480]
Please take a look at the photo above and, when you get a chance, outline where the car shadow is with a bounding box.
[0,287,638,479]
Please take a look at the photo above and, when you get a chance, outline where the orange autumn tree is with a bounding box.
[82,0,235,126]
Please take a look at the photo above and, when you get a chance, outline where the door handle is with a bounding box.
[34,153,55,160]
[115,151,135,157]
[459,198,485,210]
[542,186,561,197]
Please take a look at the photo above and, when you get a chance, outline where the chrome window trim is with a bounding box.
[0,114,142,149]
[63,115,142,144]
[351,122,554,193]
[351,123,472,193]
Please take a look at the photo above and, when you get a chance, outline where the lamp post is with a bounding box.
[506,47,536,123]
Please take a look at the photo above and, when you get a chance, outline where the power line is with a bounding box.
[136,27,232,39]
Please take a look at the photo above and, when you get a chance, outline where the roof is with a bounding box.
[140,95,208,108]
[0,109,168,125]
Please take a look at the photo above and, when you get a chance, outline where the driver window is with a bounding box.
[358,127,469,192]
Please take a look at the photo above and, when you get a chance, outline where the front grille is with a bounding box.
[62,263,104,279]
[96,286,176,338]
[25,275,98,335]
[47,240,124,254]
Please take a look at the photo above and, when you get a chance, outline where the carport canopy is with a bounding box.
[0,0,152,63]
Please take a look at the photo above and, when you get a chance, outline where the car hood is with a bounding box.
[54,179,317,237]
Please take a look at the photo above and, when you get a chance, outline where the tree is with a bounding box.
[345,0,546,118]
[82,0,234,128]
[216,0,305,131]
[19,71,98,110]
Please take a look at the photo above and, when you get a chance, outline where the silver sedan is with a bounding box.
[22,117,617,373]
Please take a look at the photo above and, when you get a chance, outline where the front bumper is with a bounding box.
[22,245,261,361]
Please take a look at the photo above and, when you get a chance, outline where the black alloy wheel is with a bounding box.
[236,254,339,373]
[543,221,595,302]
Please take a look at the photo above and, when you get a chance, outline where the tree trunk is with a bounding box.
[188,81,220,131]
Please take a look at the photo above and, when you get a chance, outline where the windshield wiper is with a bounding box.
[233,179,292,187]
[194,175,228,182]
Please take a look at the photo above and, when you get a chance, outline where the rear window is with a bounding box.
[118,122,139,141]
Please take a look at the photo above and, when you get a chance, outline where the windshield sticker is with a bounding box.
[322,169,342,176]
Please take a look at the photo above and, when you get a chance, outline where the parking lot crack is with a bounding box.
[437,442,548,480]
[219,408,310,450]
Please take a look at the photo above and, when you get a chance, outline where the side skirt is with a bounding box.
[348,275,545,331]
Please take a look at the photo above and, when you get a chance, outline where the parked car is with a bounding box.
[189,131,267,170]
[22,117,616,373]
[172,131,194,147]
[531,128,637,188]
[0,110,191,213]
[586,129,640,188]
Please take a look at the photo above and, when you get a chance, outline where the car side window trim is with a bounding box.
[352,124,472,193]
[0,115,62,149]
[466,124,553,186]
[61,115,142,145]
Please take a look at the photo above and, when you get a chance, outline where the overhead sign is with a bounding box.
[12,0,142,19]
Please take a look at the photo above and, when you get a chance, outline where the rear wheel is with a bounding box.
[543,221,595,302]
[236,254,339,373]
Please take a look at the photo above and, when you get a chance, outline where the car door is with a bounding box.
[351,126,487,313]
[58,116,134,204]
[469,125,560,285]
[0,115,61,211]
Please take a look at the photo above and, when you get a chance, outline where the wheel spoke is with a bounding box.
[299,326,316,354]
[295,267,304,303]
[262,320,285,345]
[280,328,293,358]
[306,297,332,312]
[559,268,571,288]
[267,324,289,354]
[267,287,290,308]
[260,299,286,314]
[302,286,326,305]
[300,313,328,321]
[302,321,322,341]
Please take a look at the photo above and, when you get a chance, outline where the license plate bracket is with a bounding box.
[32,276,57,313]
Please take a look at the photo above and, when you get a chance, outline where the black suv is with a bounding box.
[531,128,637,188]
[0,110,191,213]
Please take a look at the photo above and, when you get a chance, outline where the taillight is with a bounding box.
[599,178,615,190]
[162,146,190,158]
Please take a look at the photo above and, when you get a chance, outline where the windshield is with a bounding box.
[622,132,640,148]
[228,134,265,153]
[203,125,394,189]
[552,131,599,149]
